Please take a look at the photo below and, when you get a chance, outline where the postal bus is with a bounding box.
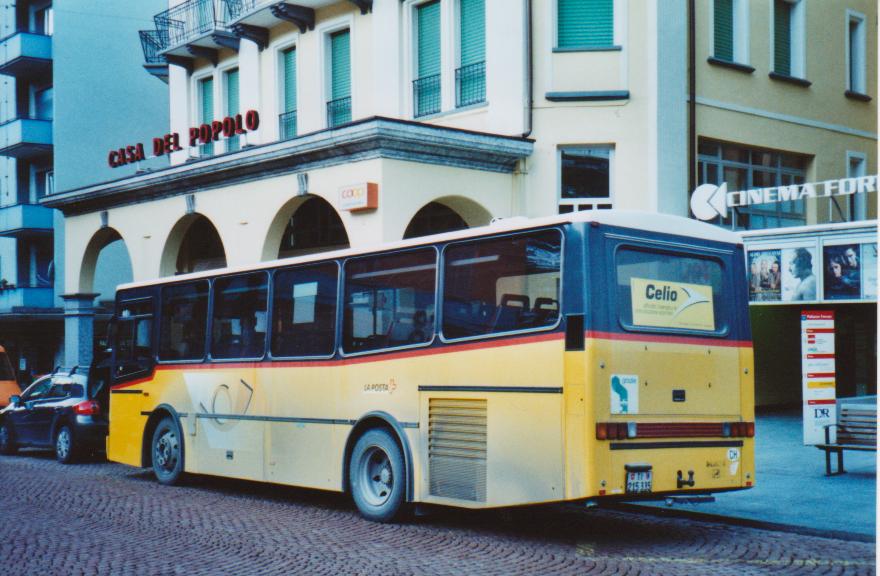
[107,211,754,522]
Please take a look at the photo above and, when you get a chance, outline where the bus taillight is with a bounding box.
[596,422,635,440]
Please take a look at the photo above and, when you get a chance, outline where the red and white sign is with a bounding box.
[339,182,378,212]
[801,310,836,445]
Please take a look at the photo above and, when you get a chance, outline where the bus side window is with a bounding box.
[211,272,269,360]
[342,249,436,354]
[442,230,562,339]
[271,263,338,358]
[158,281,209,361]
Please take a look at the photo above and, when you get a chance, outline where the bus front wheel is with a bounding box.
[151,417,184,485]
[349,428,406,523]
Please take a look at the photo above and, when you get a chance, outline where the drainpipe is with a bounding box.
[687,0,696,198]
[522,0,533,138]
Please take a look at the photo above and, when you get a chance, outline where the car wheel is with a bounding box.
[55,425,77,464]
[349,428,407,523]
[0,423,17,455]
[152,417,184,485]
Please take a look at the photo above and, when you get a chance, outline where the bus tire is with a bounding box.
[151,417,184,485]
[55,424,78,464]
[349,428,407,523]
[0,422,16,455]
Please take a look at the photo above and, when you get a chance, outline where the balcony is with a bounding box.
[327,97,351,128]
[139,29,169,82]
[456,61,486,108]
[0,117,53,159]
[0,286,54,312]
[0,205,54,238]
[413,74,441,118]
[154,0,239,61]
[279,110,297,140]
[0,32,52,79]
[225,1,367,32]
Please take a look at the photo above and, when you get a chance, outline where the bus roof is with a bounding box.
[117,210,742,292]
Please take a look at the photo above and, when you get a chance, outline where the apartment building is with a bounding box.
[44,0,876,403]
[0,0,168,379]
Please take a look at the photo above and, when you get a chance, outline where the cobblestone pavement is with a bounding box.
[0,452,874,576]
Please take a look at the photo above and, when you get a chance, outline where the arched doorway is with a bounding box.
[79,227,133,305]
[160,214,227,276]
[403,196,492,239]
[263,195,350,261]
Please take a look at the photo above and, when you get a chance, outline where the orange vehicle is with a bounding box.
[0,346,20,408]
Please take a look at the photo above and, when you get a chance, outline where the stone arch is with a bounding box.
[262,194,350,261]
[403,196,492,239]
[159,213,227,277]
[79,227,133,302]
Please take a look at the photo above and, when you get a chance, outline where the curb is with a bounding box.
[609,503,875,543]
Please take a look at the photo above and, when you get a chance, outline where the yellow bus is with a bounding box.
[107,211,754,522]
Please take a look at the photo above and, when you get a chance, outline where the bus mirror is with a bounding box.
[9,395,20,406]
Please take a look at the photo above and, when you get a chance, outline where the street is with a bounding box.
[0,451,873,576]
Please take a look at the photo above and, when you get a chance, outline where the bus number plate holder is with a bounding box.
[625,463,652,494]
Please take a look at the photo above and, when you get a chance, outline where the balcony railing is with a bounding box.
[0,116,53,159]
[327,97,352,128]
[139,29,168,64]
[0,31,52,78]
[0,204,54,238]
[0,286,54,311]
[413,74,441,118]
[154,0,233,50]
[279,110,297,140]
[456,61,486,108]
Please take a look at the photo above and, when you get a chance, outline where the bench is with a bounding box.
[815,405,877,475]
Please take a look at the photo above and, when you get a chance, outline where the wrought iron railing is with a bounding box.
[327,97,351,128]
[154,0,233,49]
[413,74,441,118]
[221,0,266,20]
[139,29,168,64]
[279,110,297,140]
[456,61,486,108]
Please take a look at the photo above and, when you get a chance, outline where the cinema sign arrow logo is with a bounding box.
[690,175,877,221]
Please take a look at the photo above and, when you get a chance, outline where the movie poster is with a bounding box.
[862,243,877,299]
[748,249,782,301]
[781,246,817,302]
[823,244,861,300]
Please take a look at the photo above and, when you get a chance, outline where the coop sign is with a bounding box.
[339,182,379,212]
[690,175,878,221]
[107,110,261,168]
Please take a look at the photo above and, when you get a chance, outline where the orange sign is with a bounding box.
[339,182,378,212]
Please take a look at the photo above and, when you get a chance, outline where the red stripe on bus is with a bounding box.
[807,399,836,405]
[585,331,752,348]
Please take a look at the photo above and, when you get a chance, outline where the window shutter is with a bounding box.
[283,47,297,112]
[557,0,614,49]
[226,69,239,116]
[417,1,441,78]
[714,0,734,61]
[773,0,791,75]
[460,0,485,66]
[331,30,351,100]
[200,77,213,122]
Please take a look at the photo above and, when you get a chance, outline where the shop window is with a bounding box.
[559,146,613,213]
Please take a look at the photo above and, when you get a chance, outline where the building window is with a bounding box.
[557,0,614,50]
[846,11,866,95]
[328,29,352,127]
[34,85,53,120]
[414,1,441,117]
[280,47,297,140]
[457,0,485,107]
[199,77,214,156]
[697,140,808,230]
[773,0,804,78]
[558,147,613,213]
[225,68,240,152]
[34,169,53,201]
[33,5,53,36]
[847,152,867,221]
[713,0,748,64]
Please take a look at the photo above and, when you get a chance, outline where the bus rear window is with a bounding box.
[616,248,724,333]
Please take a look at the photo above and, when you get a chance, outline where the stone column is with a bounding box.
[61,293,99,371]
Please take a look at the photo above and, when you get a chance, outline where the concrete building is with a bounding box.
[0,0,168,379]
[43,0,876,404]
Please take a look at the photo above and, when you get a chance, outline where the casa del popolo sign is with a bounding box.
[690,175,878,221]
[107,110,261,168]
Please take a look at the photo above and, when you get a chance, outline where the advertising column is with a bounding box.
[801,311,836,445]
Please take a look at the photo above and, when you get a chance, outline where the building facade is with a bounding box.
[44,0,876,404]
[0,0,168,380]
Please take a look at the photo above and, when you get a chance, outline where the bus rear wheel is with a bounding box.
[151,417,184,485]
[349,428,406,523]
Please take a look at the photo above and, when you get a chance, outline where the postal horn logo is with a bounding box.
[675,285,711,317]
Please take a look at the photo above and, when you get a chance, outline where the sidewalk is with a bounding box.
[630,407,877,541]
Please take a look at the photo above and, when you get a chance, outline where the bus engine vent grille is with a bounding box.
[429,398,487,502]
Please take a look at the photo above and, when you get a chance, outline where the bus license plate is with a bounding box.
[626,470,652,494]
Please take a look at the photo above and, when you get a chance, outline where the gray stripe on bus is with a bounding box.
[418,385,563,394]
[609,440,744,450]
[139,411,418,429]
